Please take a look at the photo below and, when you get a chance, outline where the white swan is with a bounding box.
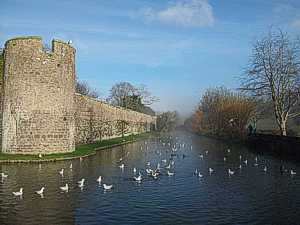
[198,172,203,178]
[239,155,242,160]
[78,179,85,188]
[239,165,242,169]
[103,184,113,190]
[162,159,167,163]
[1,172,8,178]
[36,187,45,195]
[255,156,258,163]
[264,166,267,172]
[224,157,226,162]
[205,151,209,155]
[227,149,231,153]
[243,160,248,165]
[146,168,153,174]
[194,169,198,175]
[70,163,73,170]
[97,176,102,183]
[59,169,64,176]
[228,169,235,175]
[165,164,171,169]
[199,154,204,159]
[13,188,23,196]
[209,168,214,174]
[60,184,69,192]
[133,173,142,182]
[133,168,137,174]
[119,164,124,169]
[291,170,296,175]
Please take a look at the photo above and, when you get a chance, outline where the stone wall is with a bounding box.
[75,94,156,144]
[1,36,156,154]
[2,37,76,154]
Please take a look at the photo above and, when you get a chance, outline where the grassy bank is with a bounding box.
[0,132,155,163]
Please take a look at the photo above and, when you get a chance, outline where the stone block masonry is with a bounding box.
[0,36,156,154]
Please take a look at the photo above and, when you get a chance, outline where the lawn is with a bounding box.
[0,132,154,162]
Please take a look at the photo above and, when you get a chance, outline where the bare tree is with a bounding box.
[240,29,300,136]
[107,82,158,109]
[76,80,100,99]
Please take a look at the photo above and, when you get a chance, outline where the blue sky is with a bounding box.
[1,0,300,117]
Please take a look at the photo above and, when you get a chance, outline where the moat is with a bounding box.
[1,131,300,225]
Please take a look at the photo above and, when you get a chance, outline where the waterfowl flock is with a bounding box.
[0,135,298,200]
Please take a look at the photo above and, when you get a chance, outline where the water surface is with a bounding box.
[0,131,300,225]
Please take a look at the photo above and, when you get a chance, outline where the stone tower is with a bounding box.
[2,36,76,154]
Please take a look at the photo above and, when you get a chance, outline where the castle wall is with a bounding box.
[75,94,156,144]
[2,37,76,154]
[1,36,156,154]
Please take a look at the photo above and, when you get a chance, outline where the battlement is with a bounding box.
[4,36,75,58]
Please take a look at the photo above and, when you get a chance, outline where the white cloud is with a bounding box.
[143,0,214,28]
[291,19,300,29]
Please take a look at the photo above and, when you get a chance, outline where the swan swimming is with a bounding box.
[59,169,64,176]
[103,184,113,190]
[36,187,45,195]
[133,173,142,182]
[209,168,214,174]
[228,169,235,175]
[60,184,69,192]
[1,172,8,178]
[119,164,125,169]
[291,170,296,175]
[13,188,23,197]
[133,168,137,173]
[97,176,102,184]
[264,166,267,172]
[78,179,85,188]
[198,172,203,178]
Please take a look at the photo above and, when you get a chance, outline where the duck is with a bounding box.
[36,187,45,195]
[60,184,69,192]
[97,176,102,183]
[103,184,113,190]
[13,188,23,197]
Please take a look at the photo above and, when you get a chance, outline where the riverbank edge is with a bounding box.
[185,129,300,162]
[0,132,156,163]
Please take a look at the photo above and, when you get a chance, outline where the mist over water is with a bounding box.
[1,131,300,225]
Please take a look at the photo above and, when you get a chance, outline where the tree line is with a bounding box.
[185,29,300,137]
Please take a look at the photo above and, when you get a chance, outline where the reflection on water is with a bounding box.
[0,131,300,225]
